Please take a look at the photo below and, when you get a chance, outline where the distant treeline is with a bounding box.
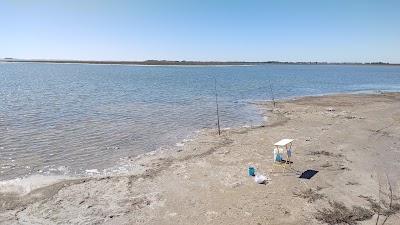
[0,59,397,66]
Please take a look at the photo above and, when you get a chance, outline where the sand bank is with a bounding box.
[1,93,400,225]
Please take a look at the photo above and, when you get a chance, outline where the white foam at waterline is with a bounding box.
[0,175,73,195]
[57,166,69,173]
[175,138,194,147]
[85,169,100,174]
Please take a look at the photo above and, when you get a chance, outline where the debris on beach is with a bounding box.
[255,173,270,184]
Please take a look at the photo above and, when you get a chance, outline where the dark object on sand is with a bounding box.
[299,170,319,179]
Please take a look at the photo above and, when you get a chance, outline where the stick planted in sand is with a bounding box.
[269,81,276,107]
[214,75,221,135]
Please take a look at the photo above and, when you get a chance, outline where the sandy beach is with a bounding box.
[1,92,400,225]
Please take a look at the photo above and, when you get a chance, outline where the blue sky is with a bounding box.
[1,0,399,63]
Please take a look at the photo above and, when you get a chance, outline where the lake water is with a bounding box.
[1,63,400,180]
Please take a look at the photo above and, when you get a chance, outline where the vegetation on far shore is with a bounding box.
[1,59,397,66]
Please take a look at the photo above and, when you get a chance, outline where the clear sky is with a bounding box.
[1,0,399,63]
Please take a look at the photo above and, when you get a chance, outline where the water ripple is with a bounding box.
[1,63,399,180]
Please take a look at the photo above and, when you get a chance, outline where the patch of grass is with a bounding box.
[383,202,400,217]
[359,195,382,214]
[293,188,325,203]
[346,181,360,185]
[360,195,400,216]
[308,150,334,156]
[315,201,373,225]
[321,175,400,225]
[321,161,332,168]
[308,150,343,157]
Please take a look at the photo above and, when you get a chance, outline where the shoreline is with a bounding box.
[0,98,264,182]
[0,114,264,194]
[1,92,400,224]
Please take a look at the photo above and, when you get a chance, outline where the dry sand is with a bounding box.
[1,93,400,225]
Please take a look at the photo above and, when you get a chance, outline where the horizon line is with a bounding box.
[1,58,398,65]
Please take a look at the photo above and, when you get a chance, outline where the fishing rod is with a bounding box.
[214,75,221,135]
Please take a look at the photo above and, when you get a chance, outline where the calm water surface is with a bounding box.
[1,63,399,180]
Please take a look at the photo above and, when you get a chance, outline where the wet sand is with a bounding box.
[1,93,400,225]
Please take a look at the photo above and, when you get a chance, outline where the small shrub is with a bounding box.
[359,195,382,213]
[383,202,400,217]
[293,188,325,203]
[315,201,373,225]
[359,195,400,217]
